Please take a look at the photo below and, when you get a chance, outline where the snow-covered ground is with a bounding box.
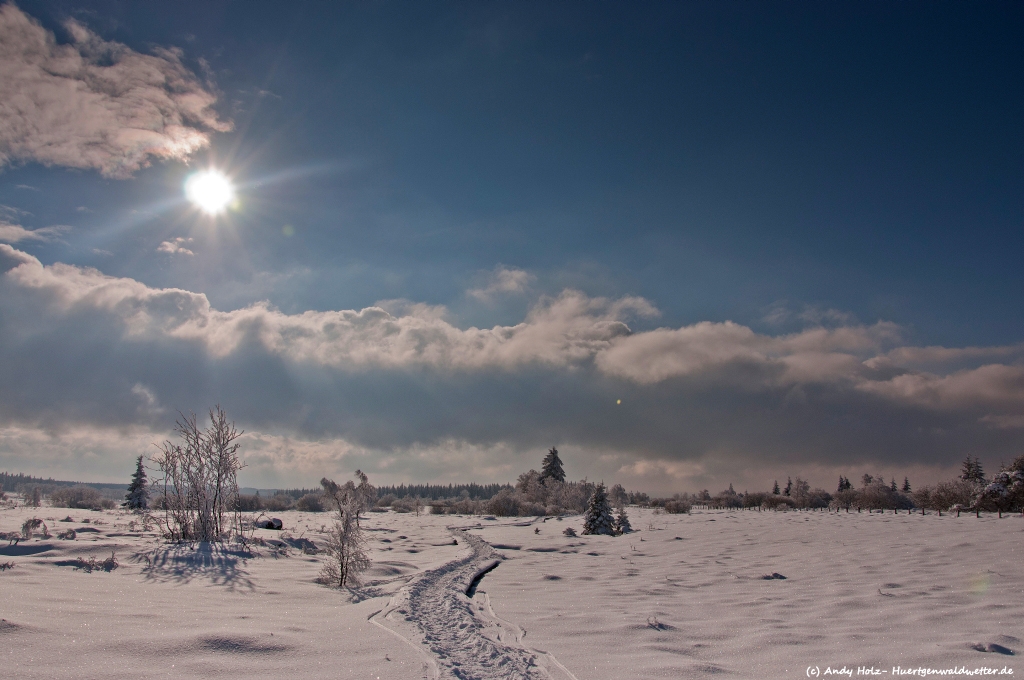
[1,504,1020,678]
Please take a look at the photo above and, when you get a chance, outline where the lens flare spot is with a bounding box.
[185,170,234,215]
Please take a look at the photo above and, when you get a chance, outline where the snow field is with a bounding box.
[1,504,1020,678]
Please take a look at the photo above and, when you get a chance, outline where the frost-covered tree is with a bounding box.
[540,447,566,484]
[608,483,628,507]
[582,483,614,535]
[318,472,373,587]
[152,406,243,542]
[613,506,632,534]
[123,455,149,510]
[321,470,375,526]
[317,509,370,588]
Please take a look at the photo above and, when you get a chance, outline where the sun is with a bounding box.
[185,169,235,215]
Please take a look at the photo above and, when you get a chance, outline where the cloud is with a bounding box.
[0,4,230,178]
[0,221,66,243]
[467,265,535,302]
[1,243,1022,492]
[157,237,194,256]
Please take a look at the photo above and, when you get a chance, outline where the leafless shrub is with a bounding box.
[662,499,692,514]
[152,406,243,542]
[71,552,118,573]
[295,493,326,513]
[0,562,14,572]
[57,529,76,540]
[49,485,114,510]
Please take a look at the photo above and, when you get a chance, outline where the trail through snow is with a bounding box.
[372,528,575,680]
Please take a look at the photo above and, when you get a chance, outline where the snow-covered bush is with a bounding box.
[21,517,49,539]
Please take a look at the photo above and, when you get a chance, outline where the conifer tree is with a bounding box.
[540,447,566,484]
[582,483,614,535]
[902,477,911,493]
[890,478,898,492]
[783,477,792,496]
[772,480,780,495]
[613,505,632,534]
[960,456,985,483]
[123,455,149,510]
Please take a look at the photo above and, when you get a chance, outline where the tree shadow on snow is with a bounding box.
[134,542,256,592]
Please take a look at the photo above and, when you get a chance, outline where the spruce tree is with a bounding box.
[960,456,985,483]
[783,477,792,496]
[613,506,632,534]
[772,480,780,495]
[123,455,149,510]
[540,447,566,484]
[837,476,846,493]
[902,477,911,493]
[890,478,898,492]
[582,483,614,535]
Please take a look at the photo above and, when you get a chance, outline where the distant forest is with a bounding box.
[374,483,511,501]
[0,471,126,494]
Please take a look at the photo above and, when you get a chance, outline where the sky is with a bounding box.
[0,1,1021,494]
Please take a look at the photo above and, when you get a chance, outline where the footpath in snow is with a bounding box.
[372,527,576,680]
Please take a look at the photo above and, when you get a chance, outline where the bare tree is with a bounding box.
[152,406,243,542]
[318,472,373,587]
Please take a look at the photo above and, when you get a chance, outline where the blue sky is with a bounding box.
[0,2,1021,493]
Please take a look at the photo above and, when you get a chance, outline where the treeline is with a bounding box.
[375,482,511,501]
[0,472,77,493]
[675,454,1024,516]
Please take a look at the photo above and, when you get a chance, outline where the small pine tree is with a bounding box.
[540,447,566,484]
[613,506,632,534]
[783,477,792,497]
[890,478,898,492]
[902,477,911,493]
[123,456,149,510]
[837,477,845,493]
[772,480,780,495]
[582,483,614,535]
[960,456,985,484]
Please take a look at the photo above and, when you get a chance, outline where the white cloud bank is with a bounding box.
[2,243,1023,490]
[0,4,230,178]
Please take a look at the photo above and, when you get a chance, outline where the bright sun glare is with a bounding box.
[185,170,235,215]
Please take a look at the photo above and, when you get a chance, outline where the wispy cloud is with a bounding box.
[157,237,194,256]
[0,4,230,178]
[467,265,535,302]
[0,221,66,243]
